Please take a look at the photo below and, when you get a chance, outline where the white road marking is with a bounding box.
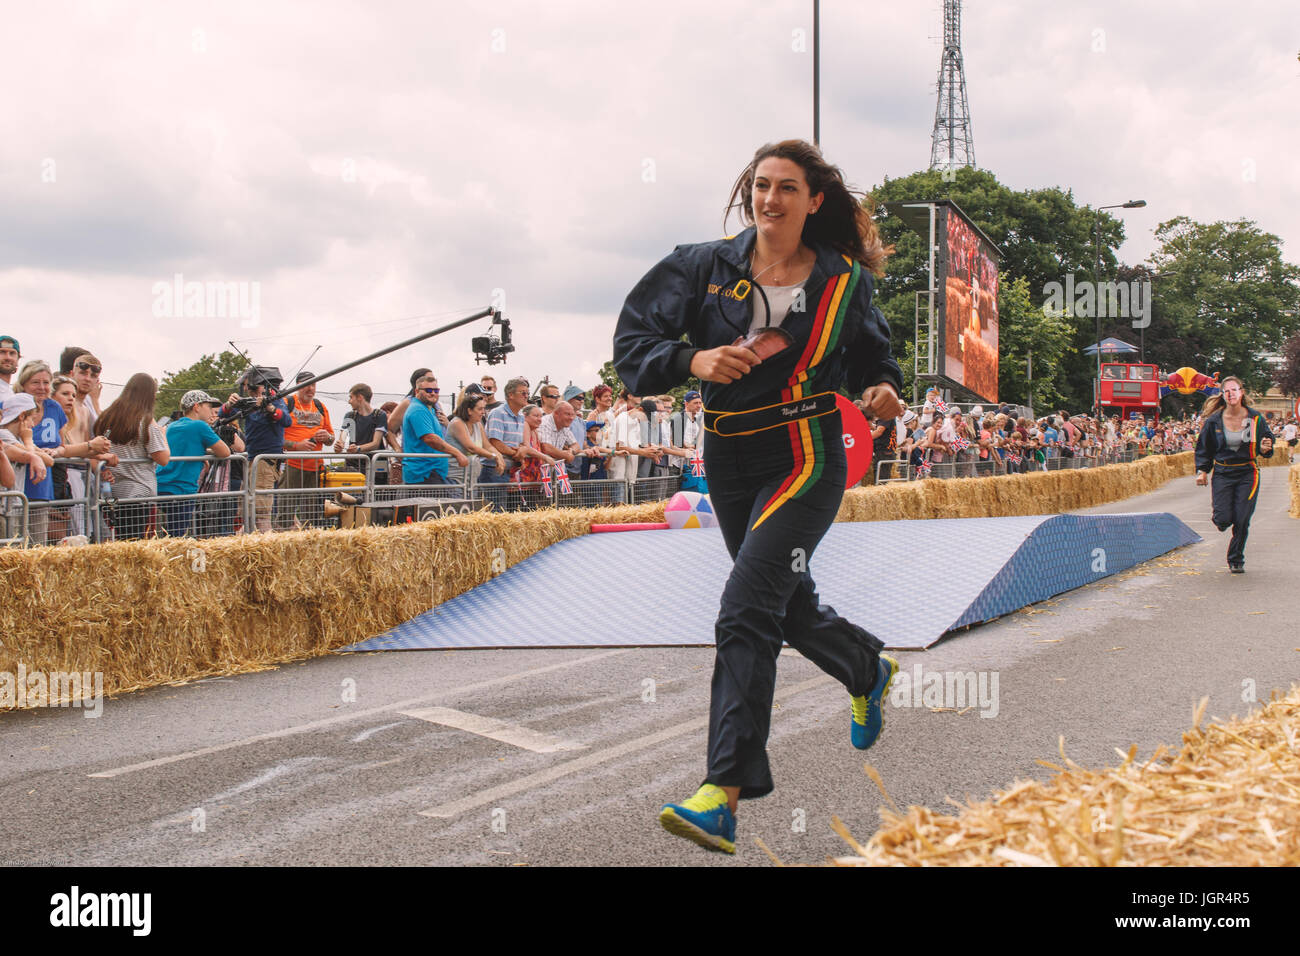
[400,707,584,754]
[208,757,326,803]
[88,650,628,778]
[417,674,835,819]
[350,721,408,743]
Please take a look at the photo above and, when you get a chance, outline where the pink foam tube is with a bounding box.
[589,522,671,533]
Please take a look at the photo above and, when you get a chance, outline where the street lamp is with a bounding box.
[1094,200,1147,417]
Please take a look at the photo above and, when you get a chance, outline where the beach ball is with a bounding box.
[665,491,717,530]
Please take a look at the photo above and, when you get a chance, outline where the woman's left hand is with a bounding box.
[1261,437,1273,453]
[860,385,905,421]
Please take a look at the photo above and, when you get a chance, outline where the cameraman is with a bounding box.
[220,369,290,533]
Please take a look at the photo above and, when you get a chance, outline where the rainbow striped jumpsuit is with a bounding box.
[614,227,903,799]
[1194,407,1274,568]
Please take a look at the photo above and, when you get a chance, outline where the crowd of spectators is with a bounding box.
[2,338,1297,545]
[861,385,1296,481]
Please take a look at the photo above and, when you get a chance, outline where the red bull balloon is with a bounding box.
[1161,366,1220,398]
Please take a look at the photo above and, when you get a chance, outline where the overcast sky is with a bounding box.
[2,0,1296,419]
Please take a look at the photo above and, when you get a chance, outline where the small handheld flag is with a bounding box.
[690,448,706,478]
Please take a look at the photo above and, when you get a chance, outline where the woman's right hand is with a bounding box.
[29,458,47,483]
[88,435,111,455]
[1195,472,1208,486]
[690,346,760,384]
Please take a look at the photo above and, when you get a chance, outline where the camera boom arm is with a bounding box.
[217,305,505,428]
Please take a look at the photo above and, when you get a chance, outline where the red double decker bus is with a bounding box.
[1099,362,1160,422]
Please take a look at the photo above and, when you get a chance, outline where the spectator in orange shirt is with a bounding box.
[279,371,334,528]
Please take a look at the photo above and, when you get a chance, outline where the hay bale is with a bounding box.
[1290,464,1300,519]
[0,501,664,708]
[830,686,1300,866]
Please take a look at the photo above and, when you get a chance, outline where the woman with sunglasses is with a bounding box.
[615,140,904,854]
[1194,376,1274,572]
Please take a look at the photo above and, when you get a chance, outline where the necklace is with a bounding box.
[750,249,798,284]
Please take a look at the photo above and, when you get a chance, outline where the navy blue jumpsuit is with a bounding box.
[614,227,903,799]
[1194,407,1274,567]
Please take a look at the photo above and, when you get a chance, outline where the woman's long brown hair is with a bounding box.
[94,373,158,443]
[725,139,892,276]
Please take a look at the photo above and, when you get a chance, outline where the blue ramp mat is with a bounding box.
[340,513,1198,653]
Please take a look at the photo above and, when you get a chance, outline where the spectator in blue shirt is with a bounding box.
[1042,417,1059,460]
[401,374,467,487]
[156,390,231,536]
[16,361,69,545]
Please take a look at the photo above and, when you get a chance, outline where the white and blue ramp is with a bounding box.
[340,513,1199,653]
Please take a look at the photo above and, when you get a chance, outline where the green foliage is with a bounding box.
[596,356,700,406]
[1144,216,1300,397]
[597,360,621,393]
[155,351,250,420]
[1277,331,1300,397]
[998,275,1073,412]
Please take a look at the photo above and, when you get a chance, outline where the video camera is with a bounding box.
[471,312,514,366]
[239,365,284,394]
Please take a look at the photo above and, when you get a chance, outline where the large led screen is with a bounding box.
[941,207,999,403]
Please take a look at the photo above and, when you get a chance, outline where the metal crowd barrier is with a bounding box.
[97,455,248,541]
[250,452,376,532]
[19,458,99,546]
[1,436,1194,547]
[1,489,30,547]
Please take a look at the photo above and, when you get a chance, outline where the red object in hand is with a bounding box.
[836,394,873,489]
[733,327,794,361]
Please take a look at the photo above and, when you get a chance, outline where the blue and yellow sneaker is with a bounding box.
[658,784,736,854]
[851,654,899,750]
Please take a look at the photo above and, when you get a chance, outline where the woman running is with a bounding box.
[1194,376,1274,572]
[614,139,905,853]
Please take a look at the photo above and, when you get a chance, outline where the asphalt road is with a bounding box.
[1,469,1296,866]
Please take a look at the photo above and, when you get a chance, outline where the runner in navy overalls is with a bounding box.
[1194,376,1274,572]
[614,140,905,853]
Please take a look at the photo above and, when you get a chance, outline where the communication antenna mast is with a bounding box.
[929,0,976,172]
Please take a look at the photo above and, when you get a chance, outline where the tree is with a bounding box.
[155,351,251,419]
[597,360,621,393]
[869,166,1125,410]
[998,275,1073,412]
[1276,331,1300,397]
[597,358,700,404]
[1145,217,1300,396]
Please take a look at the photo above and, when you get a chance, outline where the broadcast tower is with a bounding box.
[929,0,976,172]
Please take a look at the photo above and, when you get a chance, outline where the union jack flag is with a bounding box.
[690,448,706,478]
[933,399,949,414]
[917,459,932,477]
[540,466,553,497]
[950,435,970,452]
[554,463,571,495]
[1007,453,1022,466]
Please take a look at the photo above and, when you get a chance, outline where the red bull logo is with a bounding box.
[1161,366,1220,397]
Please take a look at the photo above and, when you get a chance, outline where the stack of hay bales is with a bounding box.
[824,687,1300,866]
[835,454,1193,522]
[0,503,663,706]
